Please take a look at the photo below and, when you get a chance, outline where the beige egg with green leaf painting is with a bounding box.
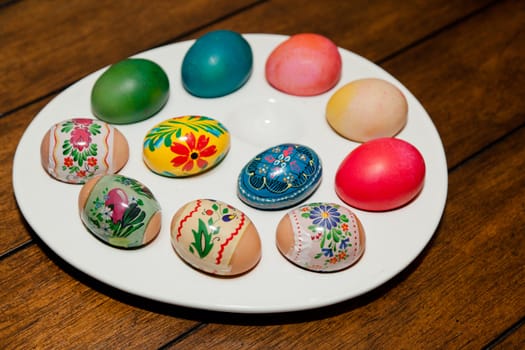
[171,199,261,276]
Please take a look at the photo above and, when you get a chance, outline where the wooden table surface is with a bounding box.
[1,1,524,349]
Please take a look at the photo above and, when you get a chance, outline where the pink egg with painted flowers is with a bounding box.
[265,33,342,96]
[335,138,425,211]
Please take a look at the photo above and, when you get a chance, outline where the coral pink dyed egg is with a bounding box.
[335,138,425,211]
[265,33,342,96]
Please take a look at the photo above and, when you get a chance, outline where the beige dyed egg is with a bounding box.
[276,202,365,272]
[78,174,162,249]
[326,78,408,142]
[171,199,261,276]
[41,118,129,184]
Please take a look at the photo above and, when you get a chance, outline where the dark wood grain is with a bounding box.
[187,0,495,61]
[488,318,525,350]
[0,245,198,349]
[384,0,525,168]
[1,0,524,348]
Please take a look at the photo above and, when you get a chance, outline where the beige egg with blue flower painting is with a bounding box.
[276,202,365,272]
[143,116,230,177]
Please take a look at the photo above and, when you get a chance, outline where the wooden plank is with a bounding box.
[0,0,262,114]
[382,0,525,168]
[0,244,199,349]
[0,97,52,255]
[188,0,494,61]
[487,320,525,349]
[163,115,525,350]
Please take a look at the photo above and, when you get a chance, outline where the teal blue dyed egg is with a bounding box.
[181,30,253,98]
[238,144,323,210]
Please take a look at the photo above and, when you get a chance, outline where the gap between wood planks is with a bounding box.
[0,0,20,10]
[157,323,209,350]
[482,316,525,349]
[375,0,499,66]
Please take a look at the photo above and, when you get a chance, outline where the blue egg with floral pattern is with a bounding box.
[238,144,322,210]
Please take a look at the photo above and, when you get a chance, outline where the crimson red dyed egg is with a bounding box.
[265,33,342,96]
[335,138,425,211]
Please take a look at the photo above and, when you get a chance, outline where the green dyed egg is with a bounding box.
[91,58,170,124]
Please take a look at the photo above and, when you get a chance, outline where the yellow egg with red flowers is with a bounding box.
[143,116,230,177]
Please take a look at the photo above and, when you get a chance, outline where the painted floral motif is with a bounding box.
[112,173,156,199]
[172,199,253,275]
[83,175,160,248]
[309,204,341,230]
[245,144,319,193]
[88,188,143,237]
[188,201,237,258]
[60,118,102,180]
[287,202,363,271]
[142,115,230,177]
[143,115,228,152]
[302,203,352,264]
[170,132,217,172]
